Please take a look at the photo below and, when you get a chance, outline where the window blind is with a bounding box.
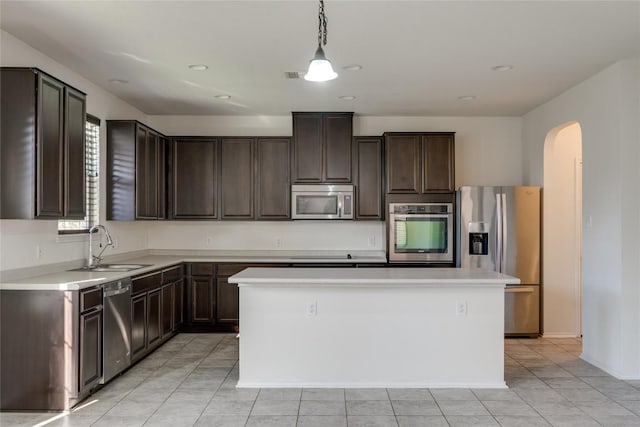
[58,114,100,233]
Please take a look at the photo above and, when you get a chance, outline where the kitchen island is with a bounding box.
[229,267,519,389]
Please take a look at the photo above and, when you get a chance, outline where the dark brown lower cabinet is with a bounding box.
[147,289,162,348]
[79,307,102,393]
[189,275,215,323]
[173,279,184,331]
[131,293,147,360]
[215,277,239,324]
[162,283,174,336]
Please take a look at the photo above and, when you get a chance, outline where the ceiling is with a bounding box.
[1,1,638,116]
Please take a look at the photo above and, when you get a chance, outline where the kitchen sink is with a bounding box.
[68,264,151,272]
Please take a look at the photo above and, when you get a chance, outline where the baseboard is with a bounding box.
[236,381,508,389]
[541,332,580,338]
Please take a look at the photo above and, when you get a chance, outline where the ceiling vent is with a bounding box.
[284,71,302,79]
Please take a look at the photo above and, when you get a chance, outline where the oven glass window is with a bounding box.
[395,218,448,253]
[296,195,338,215]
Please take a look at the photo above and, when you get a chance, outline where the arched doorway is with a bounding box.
[543,122,583,337]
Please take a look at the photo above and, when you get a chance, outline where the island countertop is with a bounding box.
[229,267,521,287]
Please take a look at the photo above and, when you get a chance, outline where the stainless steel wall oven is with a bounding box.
[388,202,454,264]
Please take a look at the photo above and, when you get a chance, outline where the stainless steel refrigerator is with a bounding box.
[457,186,541,337]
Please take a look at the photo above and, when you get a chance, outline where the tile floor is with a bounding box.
[2,334,640,426]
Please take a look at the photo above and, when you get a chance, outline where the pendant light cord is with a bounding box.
[318,0,328,47]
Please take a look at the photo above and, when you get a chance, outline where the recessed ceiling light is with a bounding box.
[214,95,231,100]
[188,64,209,71]
[339,95,356,100]
[342,64,363,71]
[108,79,129,84]
[491,64,514,72]
[457,95,476,101]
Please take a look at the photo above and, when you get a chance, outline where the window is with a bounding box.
[58,114,100,233]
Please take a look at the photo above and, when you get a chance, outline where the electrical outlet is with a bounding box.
[368,236,376,247]
[36,244,43,260]
[275,237,282,248]
[306,301,318,317]
[206,237,213,247]
[456,300,467,316]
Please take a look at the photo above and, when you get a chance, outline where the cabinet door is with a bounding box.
[172,138,218,218]
[147,289,162,348]
[79,309,102,393]
[221,138,254,219]
[422,134,455,192]
[323,113,352,182]
[135,126,149,218]
[215,277,239,324]
[157,136,167,219]
[131,294,147,359]
[107,121,136,220]
[354,137,383,219]
[63,87,86,219]
[173,279,184,330]
[386,134,421,193]
[256,138,290,219]
[292,113,323,182]
[36,73,65,217]
[189,276,214,323]
[136,127,159,219]
[161,283,174,337]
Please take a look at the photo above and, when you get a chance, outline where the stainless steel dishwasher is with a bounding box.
[101,278,132,383]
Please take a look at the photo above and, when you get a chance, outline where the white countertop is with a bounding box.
[0,251,387,291]
[229,267,520,287]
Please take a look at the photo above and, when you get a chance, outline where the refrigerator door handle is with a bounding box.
[501,192,508,274]
[496,193,502,272]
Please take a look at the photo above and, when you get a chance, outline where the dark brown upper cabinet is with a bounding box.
[256,138,291,220]
[292,112,353,183]
[107,120,166,220]
[1,68,86,219]
[385,132,455,194]
[221,138,254,219]
[170,137,218,219]
[353,137,384,220]
[219,137,291,220]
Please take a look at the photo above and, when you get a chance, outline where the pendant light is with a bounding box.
[304,0,337,82]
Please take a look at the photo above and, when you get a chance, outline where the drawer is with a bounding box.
[132,271,162,295]
[80,287,102,312]
[189,263,215,276]
[162,265,183,284]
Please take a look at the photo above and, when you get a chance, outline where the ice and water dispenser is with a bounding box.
[468,222,489,256]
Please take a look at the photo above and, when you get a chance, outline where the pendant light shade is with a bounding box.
[304,46,337,81]
[304,0,337,82]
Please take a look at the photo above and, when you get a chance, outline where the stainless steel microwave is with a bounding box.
[291,184,354,219]
[388,203,454,263]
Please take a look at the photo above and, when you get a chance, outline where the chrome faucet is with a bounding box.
[88,224,114,268]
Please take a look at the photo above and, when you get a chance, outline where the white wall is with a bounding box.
[147,221,384,251]
[542,123,582,337]
[0,30,149,271]
[522,57,640,378]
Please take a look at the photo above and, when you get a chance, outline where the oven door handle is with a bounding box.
[394,214,452,219]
